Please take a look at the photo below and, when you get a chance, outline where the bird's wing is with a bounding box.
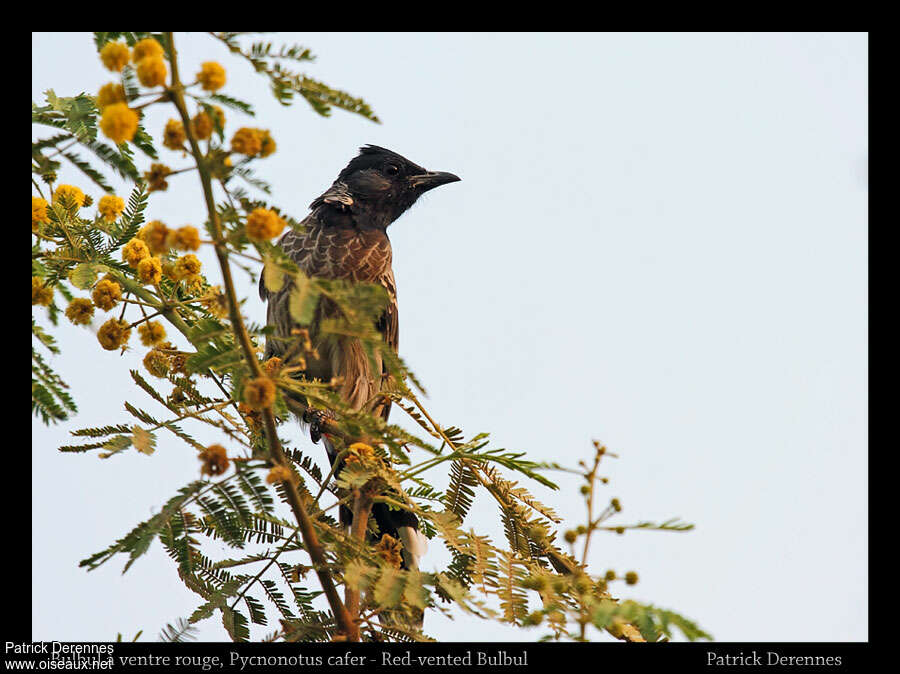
[259,224,321,361]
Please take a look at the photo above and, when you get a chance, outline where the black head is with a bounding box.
[312,145,460,229]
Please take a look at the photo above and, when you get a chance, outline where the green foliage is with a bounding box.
[212,33,380,121]
[32,344,76,424]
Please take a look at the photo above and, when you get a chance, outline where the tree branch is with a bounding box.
[163,31,356,642]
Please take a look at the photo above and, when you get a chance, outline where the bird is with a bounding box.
[259,144,460,587]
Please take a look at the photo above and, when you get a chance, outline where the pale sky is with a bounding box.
[32,32,867,642]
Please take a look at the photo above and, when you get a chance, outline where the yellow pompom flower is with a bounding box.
[192,111,213,140]
[136,55,167,88]
[100,41,131,72]
[374,534,404,568]
[263,357,283,376]
[182,274,205,295]
[174,254,202,280]
[266,465,294,485]
[137,320,166,346]
[53,184,85,209]
[122,238,150,267]
[162,119,186,151]
[230,127,262,156]
[169,225,201,251]
[199,444,231,477]
[97,195,125,222]
[197,62,226,92]
[132,38,164,62]
[345,442,378,467]
[143,164,173,192]
[169,350,188,375]
[259,130,276,157]
[138,221,170,254]
[92,278,123,311]
[142,348,170,378]
[32,196,50,232]
[137,256,162,285]
[32,277,54,306]
[245,208,286,241]
[100,103,139,144]
[97,318,131,351]
[243,377,276,410]
[201,286,229,319]
[96,82,126,111]
[173,253,202,285]
[65,298,94,326]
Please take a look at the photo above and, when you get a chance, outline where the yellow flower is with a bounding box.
[97,318,131,351]
[345,442,378,467]
[266,465,294,485]
[136,55,167,88]
[143,348,170,378]
[32,196,50,232]
[122,238,150,267]
[263,357,283,376]
[53,184,85,209]
[96,82,126,110]
[374,534,403,568]
[625,571,639,585]
[231,127,262,156]
[137,320,166,346]
[32,277,53,306]
[201,285,229,318]
[169,350,188,374]
[192,111,213,140]
[138,220,170,254]
[97,195,125,222]
[100,42,131,72]
[92,278,122,311]
[258,130,276,157]
[238,402,262,433]
[132,38,164,62]
[174,254,202,280]
[245,208,286,241]
[162,119,186,151]
[100,103,139,144]
[168,225,201,251]
[197,62,226,92]
[143,164,173,192]
[65,298,94,325]
[199,444,231,477]
[243,377,276,410]
[137,256,162,285]
[183,275,205,294]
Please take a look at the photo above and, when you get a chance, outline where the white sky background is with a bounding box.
[31,32,868,642]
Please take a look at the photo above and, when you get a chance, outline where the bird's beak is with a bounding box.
[409,171,461,192]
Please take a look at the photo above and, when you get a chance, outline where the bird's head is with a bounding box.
[313,145,460,228]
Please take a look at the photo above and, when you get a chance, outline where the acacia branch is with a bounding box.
[163,32,356,642]
[344,490,373,624]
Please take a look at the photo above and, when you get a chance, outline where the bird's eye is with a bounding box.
[384,164,400,176]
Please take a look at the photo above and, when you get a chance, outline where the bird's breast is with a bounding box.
[301,226,393,283]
